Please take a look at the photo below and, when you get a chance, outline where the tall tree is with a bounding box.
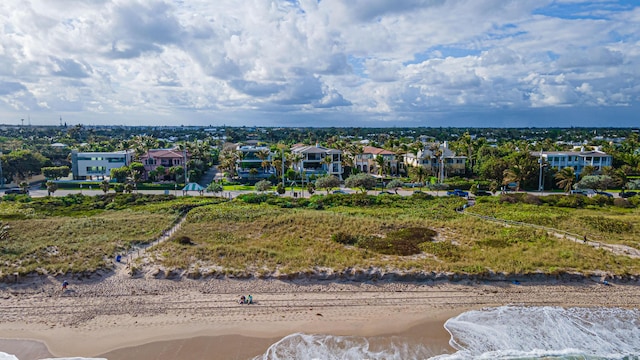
[256,149,271,173]
[555,167,576,193]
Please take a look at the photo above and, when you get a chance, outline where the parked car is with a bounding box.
[446,189,469,197]
[4,188,28,195]
[332,189,349,195]
[378,191,394,195]
[475,190,492,196]
[595,191,613,198]
[571,189,597,197]
[620,191,637,198]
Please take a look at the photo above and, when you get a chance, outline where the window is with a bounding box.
[85,166,106,174]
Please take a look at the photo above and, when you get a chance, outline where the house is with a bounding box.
[531,149,612,177]
[353,146,398,176]
[290,144,343,179]
[235,144,274,179]
[404,142,466,180]
[139,148,187,180]
[70,150,133,180]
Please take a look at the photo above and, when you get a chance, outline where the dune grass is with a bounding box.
[470,196,640,249]
[0,194,222,277]
[152,195,640,277]
[2,193,639,278]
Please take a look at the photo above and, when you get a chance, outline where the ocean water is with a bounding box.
[254,306,640,360]
[2,306,638,360]
[0,355,105,360]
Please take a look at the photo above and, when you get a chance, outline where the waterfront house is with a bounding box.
[290,144,343,179]
[70,150,133,180]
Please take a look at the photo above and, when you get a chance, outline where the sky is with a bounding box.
[0,0,638,128]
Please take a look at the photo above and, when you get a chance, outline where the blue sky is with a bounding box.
[0,0,638,127]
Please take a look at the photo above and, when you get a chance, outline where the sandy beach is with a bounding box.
[1,273,639,359]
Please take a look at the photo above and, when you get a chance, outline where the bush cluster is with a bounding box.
[236,192,436,210]
[331,227,437,256]
[498,193,633,209]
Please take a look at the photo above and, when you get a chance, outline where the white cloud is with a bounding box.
[0,0,638,126]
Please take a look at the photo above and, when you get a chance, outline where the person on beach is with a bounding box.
[62,280,68,290]
[239,295,246,304]
[247,294,253,304]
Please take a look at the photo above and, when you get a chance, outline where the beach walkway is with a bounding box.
[458,203,640,259]
[114,212,189,275]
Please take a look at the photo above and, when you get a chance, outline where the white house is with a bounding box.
[71,150,134,180]
[290,144,343,179]
[404,142,466,181]
[531,149,612,177]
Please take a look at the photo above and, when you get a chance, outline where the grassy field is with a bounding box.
[2,193,639,279]
[150,194,640,277]
[470,195,640,249]
[0,194,221,277]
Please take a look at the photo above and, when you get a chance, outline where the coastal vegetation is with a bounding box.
[0,194,222,276]
[3,193,636,280]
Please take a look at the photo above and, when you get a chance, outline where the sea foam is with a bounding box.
[255,306,640,360]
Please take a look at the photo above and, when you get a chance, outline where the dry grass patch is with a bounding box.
[1,211,176,276]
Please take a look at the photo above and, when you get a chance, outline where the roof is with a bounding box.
[141,148,184,159]
[291,145,341,154]
[362,146,395,156]
[182,183,204,192]
[533,150,611,157]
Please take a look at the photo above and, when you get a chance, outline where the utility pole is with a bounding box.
[281,151,285,187]
[0,159,4,189]
[538,150,544,192]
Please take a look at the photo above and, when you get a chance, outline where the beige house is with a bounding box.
[354,146,399,176]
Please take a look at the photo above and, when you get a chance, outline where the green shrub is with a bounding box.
[331,232,358,245]
[355,227,437,256]
[581,216,633,233]
[175,236,194,245]
[555,195,586,208]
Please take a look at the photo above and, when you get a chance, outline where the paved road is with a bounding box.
[18,187,621,199]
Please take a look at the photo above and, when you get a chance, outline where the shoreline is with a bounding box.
[1,276,639,359]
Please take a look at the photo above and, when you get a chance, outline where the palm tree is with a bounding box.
[256,149,271,173]
[289,152,304,184]
[322,155,333,175]
[502,164,526,191]
[351,144,364,173]
[581,165,597,177]
[375,155,386,176]
[429,144,443,182]
[411,166,428,191]
[555,167,576,193]
[100,179,110,194]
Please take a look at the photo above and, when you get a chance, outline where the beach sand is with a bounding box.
[1,274,638,359]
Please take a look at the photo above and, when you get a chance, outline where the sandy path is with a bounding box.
[114,213,188,276]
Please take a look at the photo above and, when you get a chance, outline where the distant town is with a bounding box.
[1,124,639,197]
